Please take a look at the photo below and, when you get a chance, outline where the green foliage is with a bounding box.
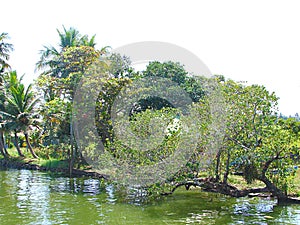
[0,32,13,73]
[54,46,101,79]
[57,26,96,48]
[39,158,68,169]
[142,61,205,103]
[243,162,258,184]
[107,53,135,78]
[35,27,107,148]
[2,27,300,198]
[143,61,187,84]
[36,26,100,75]
[0,71,40,133]
[107,108,180,166]
[37,144,70,160]
[213,79,300,196]
[95,76,132,143]
[0,71,40,158]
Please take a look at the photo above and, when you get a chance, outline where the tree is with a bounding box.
[143,61,188,85]
[153,78,300,205]
[36,26,103,77]
[212,79,300,203]
[1,71,40,158]
[0,32,13,73]
[36,46,104,147]
[142,61,205,101]
[129,61,204,115]
[95,76,132,143]
[35,27,112,173]
[210,80,277,182]
[35,27,101,143]
[107,53,134,78]
[0,32,13,157]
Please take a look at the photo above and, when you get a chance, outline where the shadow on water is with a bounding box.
[0,168,300,224]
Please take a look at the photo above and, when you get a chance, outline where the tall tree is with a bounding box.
[213,79,300,203]
[0,32,13,73]
[0,33,13,157]
[35,26,110,172]
[36,26,101,77]
[1,71,40,158]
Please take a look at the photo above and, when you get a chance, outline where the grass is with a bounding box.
[1,147,93,172]
[291,168,300,196]
[1,147,69,170]
[227,167,300,197]
[227,174,265,190]
[293,169,300,187]
[37,158,68,170]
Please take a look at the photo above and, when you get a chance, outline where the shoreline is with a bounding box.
[0,158,107,179]
[2,157,300,204]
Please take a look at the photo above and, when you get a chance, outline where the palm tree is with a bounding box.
[0,32,14,73]
[0,71,24,157]
[57,26,96,48]
[0,123,8,157]
[35,26,97,75]
[0,72,10,157]
[0,109,9,158]
[0,71,40,158]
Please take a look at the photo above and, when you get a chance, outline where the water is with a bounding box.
[0,168,300,224]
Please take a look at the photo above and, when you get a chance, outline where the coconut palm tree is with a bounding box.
[0,71,40,158]
[0,108,10,158]
[0,32,13,73]
[0,124,8,157]
[0,71,24,157]
[0,72,10,157]
[35,26,97,76]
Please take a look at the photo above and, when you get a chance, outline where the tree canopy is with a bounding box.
[1,27,300,205]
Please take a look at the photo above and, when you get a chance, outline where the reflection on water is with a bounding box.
[0,168,300,224]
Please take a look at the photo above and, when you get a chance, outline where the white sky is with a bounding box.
[2,0,300,115]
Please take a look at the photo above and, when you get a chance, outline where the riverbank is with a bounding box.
[0,157,107,179]
[2,156,300,204]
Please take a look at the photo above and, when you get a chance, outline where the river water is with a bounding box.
[0,168,300,224]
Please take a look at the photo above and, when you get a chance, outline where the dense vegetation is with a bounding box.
[0,28,300,204]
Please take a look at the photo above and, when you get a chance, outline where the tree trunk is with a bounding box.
[6,136,11,154]
[223,148,231,184]
[14,131,24,157]
[258,175,290,204]
[2,136,9,156]
[24,132,38,158]
[1,131,8,155]
[0,137,6,157]
[215,148,222,182]
[0,131,8,158]
[254,157,300,204]
[69,121,74,176]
